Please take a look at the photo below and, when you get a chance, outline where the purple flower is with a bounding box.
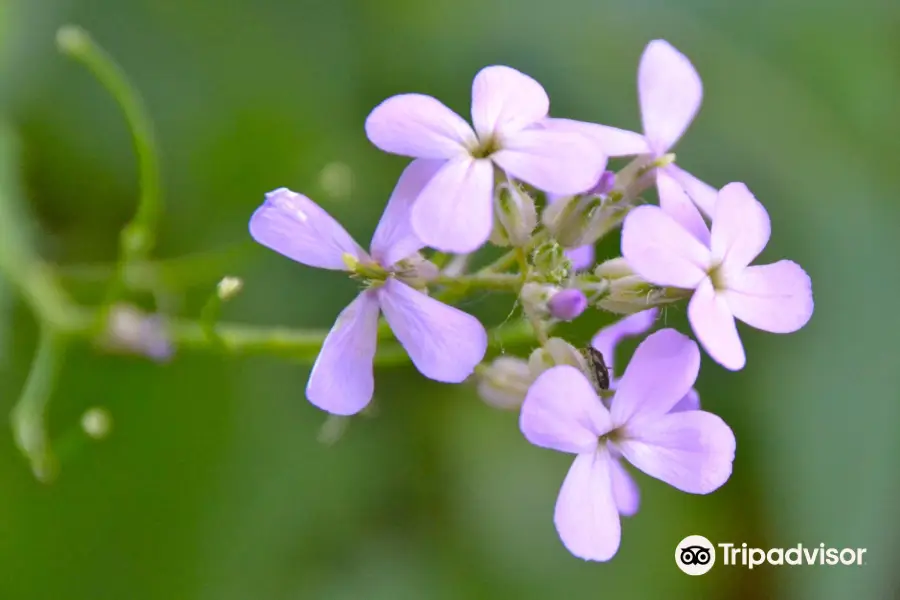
[622,181,814,370]
[586,310,700,517]
[545,40,718,216]
[520,329,735,561]
[365,66,608,253]
[249,160,488,415]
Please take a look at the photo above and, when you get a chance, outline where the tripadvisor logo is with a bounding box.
[675,535,868,574]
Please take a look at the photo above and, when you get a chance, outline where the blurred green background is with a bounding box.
[1,0,899,598]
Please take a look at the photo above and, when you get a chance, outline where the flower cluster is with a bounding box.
[249,39,813,561]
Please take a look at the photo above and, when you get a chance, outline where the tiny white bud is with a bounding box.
[519,282,560,318]
[594,257,634,280]
[81,407,112,440]
[476,357,533,409]
[56,25,91,55]
[528,338,587,377]
[216,276,244,301]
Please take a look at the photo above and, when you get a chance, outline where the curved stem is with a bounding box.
[57,26,162,314]
[11,326,67,483]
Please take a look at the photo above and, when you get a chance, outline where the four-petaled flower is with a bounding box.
[365,66,608,253]
[520,329,736,561]
[249,160,488,415]
[547,39,718,216]
[589,309,700,517]
[622,180,814,370]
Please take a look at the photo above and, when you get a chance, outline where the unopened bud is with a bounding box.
[531,240,571,284]
[597,276,690,315]
[548,289,588,321]
[586,170,617,196]
[81,408,112,440]
[594,257,634,280]
[490,182,537,247]
[519,282,560,318]
[104,304,173,361]
[217,276,243,300]
[542,193,630,248]
[528,337,587,377]
[476,357,533,409]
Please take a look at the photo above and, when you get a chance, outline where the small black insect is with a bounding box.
[580,346,610,391]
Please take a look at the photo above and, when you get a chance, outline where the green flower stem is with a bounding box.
[57,26,162,315]
[433,272,521,291]
[515,247,549,345]
[11,325,67,483]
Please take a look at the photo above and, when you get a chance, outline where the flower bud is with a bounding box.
[597,276,691,315]
[81,407,112,440]
[216,276,244,301]
[103,304,173,361]
[531,240,571,284]
[587,170,617,196]
[476,357,533,409]
[542,192,631,248]
[594,257,634,280]
[490,182,537,247]
[548,289,588,321]
[528,337,587,378]
[519,282,560,318]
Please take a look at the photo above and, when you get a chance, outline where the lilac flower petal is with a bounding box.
[520,365,611,454]
[609,457,641,517]
[656,169,710,247]
[638,40,702,154]
[365,94,476,159]
[726,261,814,333]
[249,188,367,270]
[621,205,710,288]
[378,278,487,382]
[471,65,549,139]
[541,118,651,157]
[670,388,701,412]
[611,329,700,426]
[410,157,495,253]
[493,127,607,195]
[370,159,444,266]
[566,245,595,271]
[616,410,736,494]
[554,450,621,561]
[710,183,771,273]
[306,291,381,415]
[663,164,718,218]
[688,278,746,370]
[590,308,659,371]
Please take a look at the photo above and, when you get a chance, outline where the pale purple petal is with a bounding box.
[378,278,487,382]
[670,388,701,412]
[249,188,366,270]
[365,94,476,159]
[710,183,771,274]
[493,127,607,195]
[306,291,381,415]
[611,329,700,426]
[726,261,814,333]
[656,169,710,247]
[566,245,595,271]
[520,365,611,454]
[688,278,745,370]
[370,159,444,266]
[554,450,621,561]
[621,205,711,288]
[541,118,651,157]
[663,164,718,218]
[609,457,641,517]
[616,410,736,494]
[638,40,703,154]
[471,65,549,139]
[590,308,659,372]
[410,157,494,253]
